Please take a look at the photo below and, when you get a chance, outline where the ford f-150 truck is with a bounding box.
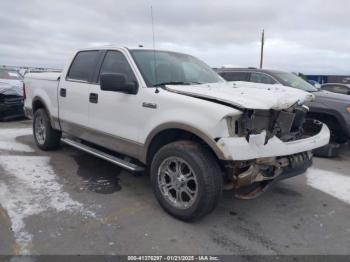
[24,46,330,221]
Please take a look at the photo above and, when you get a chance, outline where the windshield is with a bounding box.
[0,69,22,80]
[130,50,224,87]
[274,72,317,92]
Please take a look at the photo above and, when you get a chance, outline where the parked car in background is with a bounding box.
[215,68,350,153]
[23,46,329,221]
[307,79,321,89]
[0,69,24,120]
[321,83,350,95]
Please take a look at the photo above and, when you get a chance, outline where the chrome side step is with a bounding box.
[61,138,144,172]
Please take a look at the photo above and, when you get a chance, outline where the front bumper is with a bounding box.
[231,151,312,199]
[217,123,330,161]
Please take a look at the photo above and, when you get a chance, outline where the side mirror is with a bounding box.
[100,73,138,94]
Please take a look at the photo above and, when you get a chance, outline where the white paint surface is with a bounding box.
[0,155,94,254]
[0,128,33,152]
[307,167,350,205]
[166,81,314,110]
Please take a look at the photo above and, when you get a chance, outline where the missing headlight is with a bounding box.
[235,105,308,143]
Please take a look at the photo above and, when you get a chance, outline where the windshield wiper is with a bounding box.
[153,81,202,87]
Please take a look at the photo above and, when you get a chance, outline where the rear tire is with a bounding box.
[150,140,223,222]
[33,108,61,150]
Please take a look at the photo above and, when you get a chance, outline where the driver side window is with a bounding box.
[99,51,137,84]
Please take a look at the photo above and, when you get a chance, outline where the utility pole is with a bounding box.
[259,29,264,69]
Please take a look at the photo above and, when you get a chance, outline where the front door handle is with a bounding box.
[89,93,98,104]
[60,88,66,97]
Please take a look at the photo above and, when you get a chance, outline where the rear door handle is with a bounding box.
[60,88,66,97]
[89,93,98,104]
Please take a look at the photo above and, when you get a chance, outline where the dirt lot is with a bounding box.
[0,119,349,255]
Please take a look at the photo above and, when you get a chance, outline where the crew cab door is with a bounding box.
[87,50,142,159]
[58,50,100,136]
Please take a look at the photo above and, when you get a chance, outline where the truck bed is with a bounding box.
[25,72,61,81]
[24,72,61,121]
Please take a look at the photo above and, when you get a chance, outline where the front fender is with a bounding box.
[141,122,227,163]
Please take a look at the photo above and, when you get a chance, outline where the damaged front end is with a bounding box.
[230,103,310,143]
[224,151,312,199]
[223,104,324,199]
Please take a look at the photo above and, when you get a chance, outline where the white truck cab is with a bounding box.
[24,46,330,221]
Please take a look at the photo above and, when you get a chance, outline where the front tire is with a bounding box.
[33,108,61,150]
[150,141,223,221]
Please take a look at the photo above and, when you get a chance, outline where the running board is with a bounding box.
[61,138,144,172]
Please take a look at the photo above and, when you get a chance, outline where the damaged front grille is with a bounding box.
[235,104,308,142]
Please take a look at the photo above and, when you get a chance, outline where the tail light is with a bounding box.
[23,82,26,100]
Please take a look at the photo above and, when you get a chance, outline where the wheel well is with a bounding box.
[308,112,346,142]
[308,112,340,129]
[32,99,46,113]
[146,128,220,166]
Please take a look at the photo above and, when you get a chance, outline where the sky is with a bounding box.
[1,0,349,74]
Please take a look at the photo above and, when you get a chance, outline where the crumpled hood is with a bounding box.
[0,81,23,96]
[165,81,314,110]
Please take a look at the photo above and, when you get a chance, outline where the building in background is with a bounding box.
[304,74,350,84]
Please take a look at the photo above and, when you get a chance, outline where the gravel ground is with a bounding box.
[0,119,349,256]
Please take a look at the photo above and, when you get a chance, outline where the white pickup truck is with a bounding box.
[24,46,330,221]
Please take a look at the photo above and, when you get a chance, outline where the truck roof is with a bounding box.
[76,46,192,55]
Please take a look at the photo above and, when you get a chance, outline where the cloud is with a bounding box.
[0,0,349,74]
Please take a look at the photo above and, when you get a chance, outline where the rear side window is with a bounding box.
[221,72,250,82]
[322,85,335,92]
[323,85,349,94]
[67,51,99,82]
[250,72,276,84]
